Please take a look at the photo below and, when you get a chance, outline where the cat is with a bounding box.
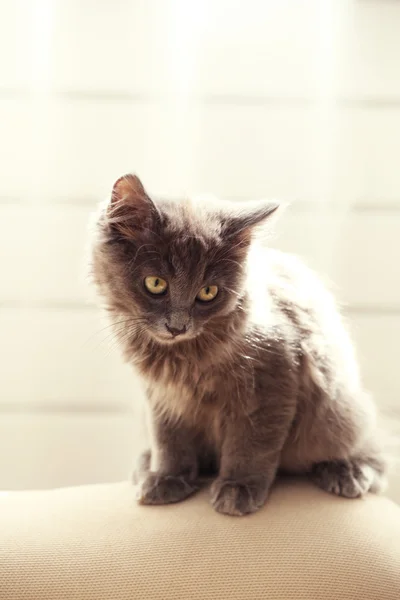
[90,173,387,516]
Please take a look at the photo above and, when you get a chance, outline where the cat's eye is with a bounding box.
[196,285,219,302]
[144,276,168,295]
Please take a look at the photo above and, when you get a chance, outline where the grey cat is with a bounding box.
[90,173,387,516]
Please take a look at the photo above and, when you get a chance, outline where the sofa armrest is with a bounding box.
[1,478,399,599]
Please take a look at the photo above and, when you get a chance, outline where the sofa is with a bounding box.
[0,478,399,599]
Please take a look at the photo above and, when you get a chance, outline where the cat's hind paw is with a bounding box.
[311,459,375,498]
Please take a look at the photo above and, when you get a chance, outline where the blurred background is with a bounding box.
[0,0,399,499]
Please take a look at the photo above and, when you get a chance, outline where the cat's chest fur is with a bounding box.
[145,357,220,426]
[135,321,291,430]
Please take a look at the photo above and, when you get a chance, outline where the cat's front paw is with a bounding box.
[210,477,269,516]
[136,472,198,506]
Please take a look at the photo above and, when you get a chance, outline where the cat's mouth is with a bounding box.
[149,327,200,345]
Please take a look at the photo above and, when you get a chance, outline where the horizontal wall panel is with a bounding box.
[1,101,400,204]
[0,100,158,200]
[1,205,399,307]
[0,205,90,305]
[195,0,400,99]
[2,1,400,99]
[0,414,146,490]
[0,309,398,412]
[0,309,145,407]
[334,108,400,204]
[0,1,32,89]
[0,99,34,199]
[275,212,400,308]
[350,314,400,413]
[192,105,400,203]
[336,0,400,99]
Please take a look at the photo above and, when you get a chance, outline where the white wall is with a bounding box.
[0,0,399,498]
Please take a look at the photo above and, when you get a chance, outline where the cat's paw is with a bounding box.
[210,478,269,516]
[136,473,198,506]
[311,459,374,498]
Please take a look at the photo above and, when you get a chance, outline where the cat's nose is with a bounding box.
[165,324,187,337]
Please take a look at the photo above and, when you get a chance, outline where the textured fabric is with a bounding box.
[0,479,399,600]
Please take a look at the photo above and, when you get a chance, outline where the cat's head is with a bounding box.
[92,174,278,344]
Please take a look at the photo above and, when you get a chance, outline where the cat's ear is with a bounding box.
[221,200,280,239]
[107,174,158,237]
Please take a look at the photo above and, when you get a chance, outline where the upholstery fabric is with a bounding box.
[0,478,399,599]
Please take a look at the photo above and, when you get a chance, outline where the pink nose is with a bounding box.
[165,324,187,337]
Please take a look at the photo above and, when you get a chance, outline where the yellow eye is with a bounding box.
[144,276,168,295]
[197,285,218,302]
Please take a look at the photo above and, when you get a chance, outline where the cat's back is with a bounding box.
[247,244,359,384]
[247,245,338,326]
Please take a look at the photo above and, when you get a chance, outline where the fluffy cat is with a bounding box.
[90,173,386,516]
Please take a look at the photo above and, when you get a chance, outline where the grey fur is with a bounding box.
[90,174,387,516]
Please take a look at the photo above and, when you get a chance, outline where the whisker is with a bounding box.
[103,323,148,356]
[85,317,149,352]
[83,318,145,346]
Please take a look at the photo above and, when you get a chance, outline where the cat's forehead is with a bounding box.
[159,197,222,242]
[139,202,226,281]
[167,236,210,279]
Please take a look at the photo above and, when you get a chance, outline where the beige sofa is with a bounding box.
[0,478,399,600]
